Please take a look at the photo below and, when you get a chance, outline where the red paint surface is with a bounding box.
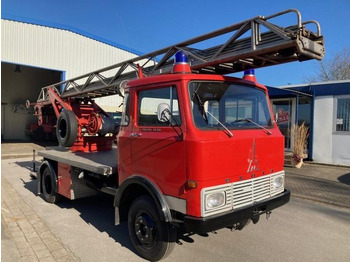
[118,73,284,217]
[57,162,72,199]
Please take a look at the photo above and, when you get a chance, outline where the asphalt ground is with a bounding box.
[1,142,350,261]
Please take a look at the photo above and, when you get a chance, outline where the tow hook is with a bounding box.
[252,215,259,224]
[266,211,272,220]
[230,219,251,231]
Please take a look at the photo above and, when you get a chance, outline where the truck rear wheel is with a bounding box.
[56,110,78,147]
[128,196,176,261]
[42,167,61,204]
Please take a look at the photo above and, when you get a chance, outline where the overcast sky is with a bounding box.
[2,0,350,86]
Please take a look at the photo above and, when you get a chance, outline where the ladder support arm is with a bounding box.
[47,87,73,117]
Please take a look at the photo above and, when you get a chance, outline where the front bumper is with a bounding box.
[184,189,290,233]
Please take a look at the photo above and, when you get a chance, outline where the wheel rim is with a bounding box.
[58,119,67,139]
[134,213,157,247]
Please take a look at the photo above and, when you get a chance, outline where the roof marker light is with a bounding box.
[175,50,189,63]
[244,69,255,76]
[172,51,191,74]
[243,69,257,83]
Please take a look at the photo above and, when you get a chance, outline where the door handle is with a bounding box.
[129,133,142,138]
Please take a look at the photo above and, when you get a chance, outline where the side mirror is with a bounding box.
[117,80,128,98]
[157,103,171,122]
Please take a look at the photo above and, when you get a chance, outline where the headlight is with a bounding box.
[206,192,225,209]
[272,176,284,189]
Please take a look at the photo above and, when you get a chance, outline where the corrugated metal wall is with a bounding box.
[1,19,139,110]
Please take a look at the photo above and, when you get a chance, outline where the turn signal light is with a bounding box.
[186,180,197,189]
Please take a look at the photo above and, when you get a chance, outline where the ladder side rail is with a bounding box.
[35,12,267,101]
[56,55,158,98]
[60,70,139,99]
[150,48,178,73]
[185,24,296,69]
[61,20,322,99]
[141,18,298,77]
[70,20,318,96]
[256,19,294,40]
[94,73,108,86]
[143,12,319,76]
[108,63,129,85]
[36,88,47,103]
[212,22,251,59]
[34,9,323,103]
[82,74,97,89]
[189,40,298,73]
[302,20,321,37]
[263,8,301,28]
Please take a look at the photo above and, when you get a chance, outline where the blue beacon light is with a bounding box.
[244,69,255,76]
[243,69,257,83]
[175,50,189,63]
[173,51,191,73]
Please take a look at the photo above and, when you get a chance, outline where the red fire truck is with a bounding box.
[28,9,324,261]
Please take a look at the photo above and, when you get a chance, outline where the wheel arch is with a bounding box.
[114,175,172,225]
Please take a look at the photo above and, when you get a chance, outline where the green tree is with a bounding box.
[305,47,350,82]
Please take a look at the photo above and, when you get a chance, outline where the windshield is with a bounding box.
[189,81,273,130]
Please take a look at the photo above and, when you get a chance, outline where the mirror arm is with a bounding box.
[164,109,183,140]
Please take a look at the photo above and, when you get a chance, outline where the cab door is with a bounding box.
[131,85,186,197]
[117,92,133,179]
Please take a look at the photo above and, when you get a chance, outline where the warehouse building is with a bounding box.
[1,17,139,141]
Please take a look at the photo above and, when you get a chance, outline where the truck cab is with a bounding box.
[115,58,290,259]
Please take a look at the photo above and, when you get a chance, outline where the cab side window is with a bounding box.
[138,86,181,126]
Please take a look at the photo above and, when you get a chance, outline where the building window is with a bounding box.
[336,97,350,132]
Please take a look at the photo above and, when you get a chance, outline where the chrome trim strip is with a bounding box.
[201,171,285,217]
[164,195,187,214]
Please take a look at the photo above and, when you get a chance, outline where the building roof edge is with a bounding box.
[278,79,350,89]
[1,13,143,56]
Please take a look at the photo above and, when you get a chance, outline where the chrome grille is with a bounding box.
[201,171,284,217]
[233,175,272,209]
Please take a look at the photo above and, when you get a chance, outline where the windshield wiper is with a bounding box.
[193,89,233,138]
[234,118,272,135]
[193,91,208,123]
[206,111,233,138]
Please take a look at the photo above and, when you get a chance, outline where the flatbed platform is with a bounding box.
[38,146,118,176]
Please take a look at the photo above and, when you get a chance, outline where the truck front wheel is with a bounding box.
[128,196,176,261]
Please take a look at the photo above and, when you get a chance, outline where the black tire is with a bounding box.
[42,167,61,204]
[56,110,78,147]
[128,196,176,261]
